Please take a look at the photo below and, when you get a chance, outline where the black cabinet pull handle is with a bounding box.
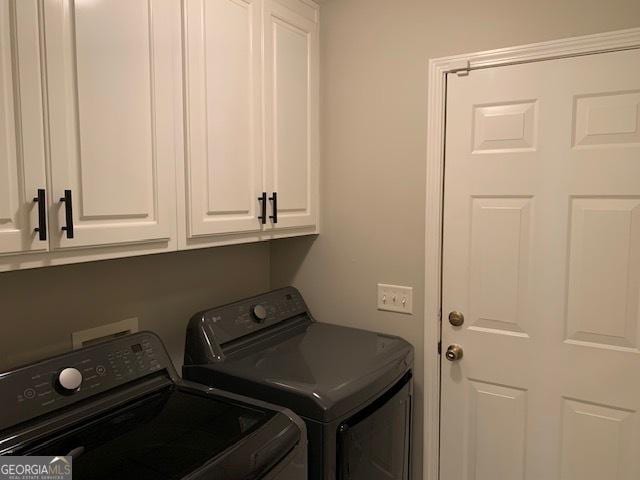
[257,192,267,224]
[33,188,47,241]
[269,192,278,224]
[59,189,74,239]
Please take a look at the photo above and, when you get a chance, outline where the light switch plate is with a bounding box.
[377,284,413,314]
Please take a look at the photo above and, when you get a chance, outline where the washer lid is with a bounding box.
[184,322,414,422]
[9,386,300,480]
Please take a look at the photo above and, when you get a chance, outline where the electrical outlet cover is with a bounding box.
[72,317,139,350]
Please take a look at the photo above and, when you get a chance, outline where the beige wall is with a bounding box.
[2,1,639,477]
[270,1,640,478]
[0,243,270,372]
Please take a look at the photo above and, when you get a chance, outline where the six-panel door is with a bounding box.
[0,0,48,255]
[43,0,179,250]
[183,0,264,237]
[263,0,319,232]
[441,49,640,480]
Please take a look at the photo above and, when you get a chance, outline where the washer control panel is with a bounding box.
[199,287,309,345]
[0,332,167,431]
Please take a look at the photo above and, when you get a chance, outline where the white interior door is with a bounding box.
[441,49,640,480]
[0,0,48,255]
[183,0,263,237]
[43,0,179,250]
[263,0,318,231]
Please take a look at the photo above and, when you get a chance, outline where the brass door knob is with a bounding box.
[448,311,464,327]
[445,344,463,361]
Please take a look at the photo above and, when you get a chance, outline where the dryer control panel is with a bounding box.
[184,287,311,364]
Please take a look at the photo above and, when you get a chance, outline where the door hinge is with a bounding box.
[450,59,470,77]
[437,341,442,355]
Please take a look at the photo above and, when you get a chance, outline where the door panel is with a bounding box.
[0,0,47,255]
[566,197,640,349]
[441,49,640,480]
[473,101,537,153]
[573,91,640,147]
[468,197,532,337]
[264,0,318,231]
[467,381,527,480]
[560,398,635,480]
[44,0,178,249]
[183,0,262,237]
[273,19,308,210]
[74,2,152,218]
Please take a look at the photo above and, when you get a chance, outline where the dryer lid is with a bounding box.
[185,322,414,422]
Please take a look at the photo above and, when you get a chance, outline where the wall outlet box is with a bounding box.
[377,284,413,314]
[72,317,139,350]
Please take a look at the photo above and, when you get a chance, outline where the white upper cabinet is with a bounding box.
[43,0,179,250]
[263,0,319,232]
[183,0,263,238]
[1,0,319,270]
[0,0,48,256]
[180,0,319,247]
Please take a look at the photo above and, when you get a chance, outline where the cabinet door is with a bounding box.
[0,0,48,255]
[183,0,263,237]
[43,0,179,249]
[264,0,319,231]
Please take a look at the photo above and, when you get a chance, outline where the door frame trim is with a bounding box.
[423,27,640,480]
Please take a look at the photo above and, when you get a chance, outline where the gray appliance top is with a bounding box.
[183,287,414,422]
[0,331,303,480]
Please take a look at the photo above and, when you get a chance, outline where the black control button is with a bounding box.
[251,304,268,323]
[23,388,36,400]
[96,365,107,376]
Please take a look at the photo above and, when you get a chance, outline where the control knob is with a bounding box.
[251,304,268,323]
[56,367,83,394]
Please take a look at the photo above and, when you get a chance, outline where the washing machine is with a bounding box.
[0,331,307,480]
[183,287,413,480]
